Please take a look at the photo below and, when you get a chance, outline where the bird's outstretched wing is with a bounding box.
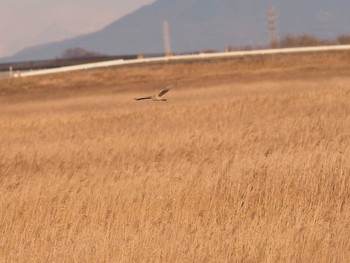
[157,82,177,97]
[134,96,152,101]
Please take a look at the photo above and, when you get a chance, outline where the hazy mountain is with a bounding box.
[2,0,350,62]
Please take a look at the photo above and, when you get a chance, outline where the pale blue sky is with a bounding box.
[0,0,155,57]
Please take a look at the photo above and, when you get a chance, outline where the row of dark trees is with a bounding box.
[227,34,350,52]
[278,34,350,48]
[59,47,104,59]
[59,34,350,59]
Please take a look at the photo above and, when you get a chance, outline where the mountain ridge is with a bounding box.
[2,0,349,62]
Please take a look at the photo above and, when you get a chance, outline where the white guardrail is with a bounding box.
[10,44,350,78]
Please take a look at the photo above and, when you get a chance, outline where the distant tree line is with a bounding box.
[278,34,350,48]
[227,34,350,52]
[59,47,104,59]
[59,34,350,59]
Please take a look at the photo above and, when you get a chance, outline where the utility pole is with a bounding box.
[162,20,172,56]
[268,6,278,48]
[9,66,13,78]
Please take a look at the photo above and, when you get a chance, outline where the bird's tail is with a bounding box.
[134,96,152,101]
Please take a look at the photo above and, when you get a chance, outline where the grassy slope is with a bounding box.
[1,52,350,262]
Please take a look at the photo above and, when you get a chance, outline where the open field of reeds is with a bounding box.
[1,52,350,262]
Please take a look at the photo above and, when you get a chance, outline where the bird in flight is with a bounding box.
[134,82,177,101]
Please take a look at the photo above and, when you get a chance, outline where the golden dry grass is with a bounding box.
[1,52,350,262]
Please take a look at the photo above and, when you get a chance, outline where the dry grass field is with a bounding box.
[1,52,350,262]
